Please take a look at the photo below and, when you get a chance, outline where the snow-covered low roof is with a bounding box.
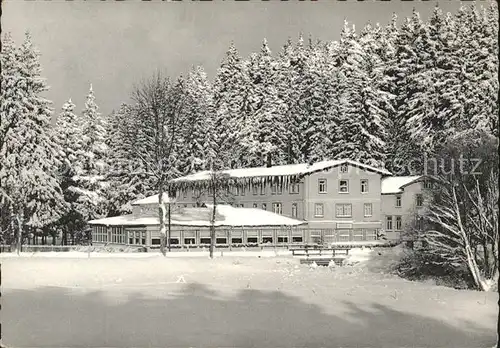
[131,193,173,206]
[171,159,391,184]
[381,176,423,194]
[89,205,306,227]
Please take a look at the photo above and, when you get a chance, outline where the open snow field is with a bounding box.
[1,249,497,348]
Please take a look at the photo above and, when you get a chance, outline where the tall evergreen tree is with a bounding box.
[54,99,87,244]
[73,85,109,226]
[213,43,249,169]
[241,39,287,167]
[0,32,65,250]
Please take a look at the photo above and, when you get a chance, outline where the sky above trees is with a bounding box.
[3,0,468,117]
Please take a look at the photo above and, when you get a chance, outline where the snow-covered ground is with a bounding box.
[1,248,497,348]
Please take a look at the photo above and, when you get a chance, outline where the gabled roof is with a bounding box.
[171,159,391,184]
[381,176,423,194]
[89,205,306,227]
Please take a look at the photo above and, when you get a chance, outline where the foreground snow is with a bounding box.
[1,249,496,347]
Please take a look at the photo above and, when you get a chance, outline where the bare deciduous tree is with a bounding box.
[132,72,185,256]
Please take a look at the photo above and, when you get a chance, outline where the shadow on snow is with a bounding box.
[2,283,496,347]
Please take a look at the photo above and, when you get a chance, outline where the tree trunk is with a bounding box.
[15,210,23,255]
[158,184,167,256]
[167,203,171,252]
[209,181,216,259]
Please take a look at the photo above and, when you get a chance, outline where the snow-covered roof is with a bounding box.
[171,159,391,184]
[381,176,423,194]
[89,205,306,227]
[131,193,173,206]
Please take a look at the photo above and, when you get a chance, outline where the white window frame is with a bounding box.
[272,202,282,215]
[339,179,349,193]
[260,183,265,195]
[291,203,298,218]
[360,179,368,193]
[395,216,402,230]
[396,195,402,208]
[289,183,299,194]
[318,179,327,194]
[363,203,372,217]
[386,216,393,230]
[340,164,348,173]
[314,203,324,217]
[335,204,352,218]
[271,184,277,195]
[416,194,423,207]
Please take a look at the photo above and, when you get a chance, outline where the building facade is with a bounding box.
[171,160,426,241]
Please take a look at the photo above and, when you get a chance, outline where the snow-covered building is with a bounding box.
[89,159,427,246]
[169,159,426,241]
[89,201,306,247]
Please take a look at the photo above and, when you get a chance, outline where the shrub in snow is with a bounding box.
[309,262,318,270]
[328,260,336,269]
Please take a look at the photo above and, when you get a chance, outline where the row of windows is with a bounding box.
[394,194,424,208]
[317,179,369,194]
[128,231,147,245]
[385,215,403,231]
[93,226,108,242]
[182,182,301,199]
[313,203,373,218]
[385,216,424,231]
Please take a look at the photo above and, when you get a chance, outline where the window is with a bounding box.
[237,204,244,208]
[253,203,258,208]
[318,179,327,194]
[289,183,300,194]
[272,202,282,215]
[396,216,402,230]
[396,195,402,208]
[183,190,187,198]
[260,184,265,195]
[364,203,372,217]
[314,203,324,217]
[416,194,423,207]
[339,179,349,193]
[252,185,258,195]
[271,184,277,195]
[360,179,368,193]
[340,164,348,173]
[423,180,432,189]
[262,203,267,210]
[335,204,352,217]
[291,203,298,218]
[277,184,283,195]
[183,204,188,208]
[386,216,393,230]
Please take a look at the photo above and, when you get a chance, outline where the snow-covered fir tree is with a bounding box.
[105,104,156,216]
[213,43,250,169]
[73,84,109,224]
[54,99,88,244]
[178,66,217,174]
[0,32,65,248]
[241,39,287,167]
[335,23,387,167]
